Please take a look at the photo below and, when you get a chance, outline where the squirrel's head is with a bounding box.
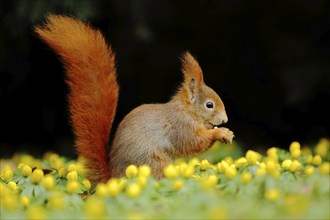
[178,52,228,130]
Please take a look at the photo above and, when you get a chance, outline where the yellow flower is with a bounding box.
[67,171,78,182]
[290,160,301,172]
[18,163,25,170]
[304,165,315,176]
[180,164,195,178]
[107,179,122,196]
[208,206,228,220]
[315,138,329,157]
[282,159,292,170]
[7,181,18,192]
[312,155,322,166]
[256,167,266,176]
[290,149,301,159]
[1,168,13,181]
[289,141,301,152]
[82,179,91,190]
[223,156,234,165]
[173,180,184,191]
[138,164,151,177]
[164,164,179,179]
[48,192,65,209]
[30,169,44,184]
[126,183,141,198]
[235,157,248,168]
[58,167,67,178]
[126,165,138,178]
[265,154,279,163]
[42,175,55,190]
[200,175,218,190]
[67,163,77,172]
[2,192,18,211]
[188,157,200,167]
[22,165,32,177]
[217,160,229,173]
[96,183,108,197]
[319,162,330,175]
[75,162,86,176]
[84,197,107,219]
[240,172,252,185]
[0,182,10,196]
[266,161,276,173]
[200,159,210,171]
[26,205,47,220]
[267,147,278,156]
[224,166,237,180]
[137,176,147,188]
[66,181,80,194]
[305,155,313,164]
[265,188,280,201]
[245,150,261,165]
[20,196,30,208]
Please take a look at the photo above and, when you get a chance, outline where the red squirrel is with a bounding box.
[35,15,234,183]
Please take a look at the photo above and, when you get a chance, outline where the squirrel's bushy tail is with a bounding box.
[35,15,118,183]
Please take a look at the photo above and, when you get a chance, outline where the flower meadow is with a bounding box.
[1,139,329,219]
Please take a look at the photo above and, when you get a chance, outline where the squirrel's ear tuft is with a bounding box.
[181,51,204,101]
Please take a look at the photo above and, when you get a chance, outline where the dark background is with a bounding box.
[1,0,329,158]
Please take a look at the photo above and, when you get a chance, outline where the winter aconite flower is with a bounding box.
[48,192,65,210]
[138,164,151,177]
[107,179,122,196]
[126,183,141,198]
[67,163,77,172]
[235,157,248,168]
[312,155,322,166]
[290,160,301,172]
[200,175,218,189]
[126,165,138,178]
[82,179,91,190]
[20,196,30,208]
[315,138,330,158]
[304,166,315,176]
[265,188,280,201]
[42,175,55,190]
[30,169,44,184]
[26,205,47,220]
[84,197,107,219]
[22,165,32,177]
[246,150,261,165]
[164,164,179,179]
[319,162,330,175]
[282,159,292,170]
[137,176,148,188]
[7,181,18,193]
[1,168,13,181]
[66,181,80,194]
[67,171,78,182]
[173,180,184,191]
[224,166,237,180]
[96,183,108,197]
[240,172,252,185]
[200,159,210,171]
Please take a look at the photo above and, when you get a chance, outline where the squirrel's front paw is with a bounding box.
[213,127,235,144]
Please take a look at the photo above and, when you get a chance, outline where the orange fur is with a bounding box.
[35,15,118,183]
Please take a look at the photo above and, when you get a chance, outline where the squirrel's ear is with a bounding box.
[181,51,204,101]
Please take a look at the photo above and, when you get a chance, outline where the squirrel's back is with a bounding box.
[35,15,119,183]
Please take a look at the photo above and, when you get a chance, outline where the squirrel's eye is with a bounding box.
[206,102,214,109]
